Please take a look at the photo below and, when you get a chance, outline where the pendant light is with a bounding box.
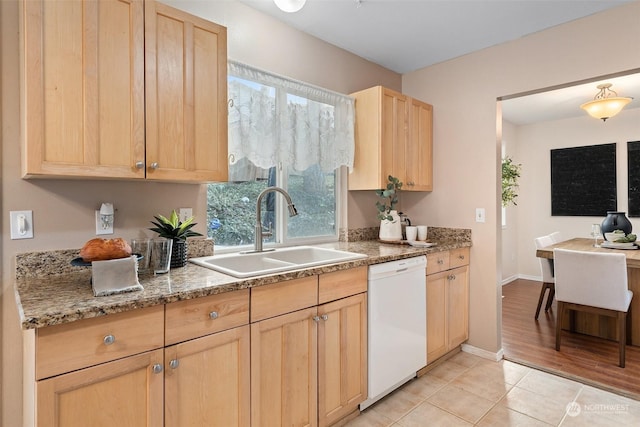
[580,83,632,121]
[274,0,306,13]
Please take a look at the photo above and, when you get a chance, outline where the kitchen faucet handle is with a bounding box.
[261,222,273,238]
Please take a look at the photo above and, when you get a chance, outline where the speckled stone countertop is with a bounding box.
[14,228,471,330]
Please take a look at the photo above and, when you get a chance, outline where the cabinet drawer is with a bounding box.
[319,266,367,304]
[251,276,318,322]
[449,247,470,269]
[427,251,450,275]
[36,305,164,380]
[165,289,249,345]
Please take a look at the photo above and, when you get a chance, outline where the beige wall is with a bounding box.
[515,108,640,280]
[0,1,399,424]
[401,2,640,353]
[501,120,519,283]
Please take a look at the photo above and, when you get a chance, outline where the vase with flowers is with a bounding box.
[376,175,403,241]
[149,210,203,268]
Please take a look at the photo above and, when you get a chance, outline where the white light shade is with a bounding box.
[99,203,114,215]
[580,97,632,121]
[274,0,306,13]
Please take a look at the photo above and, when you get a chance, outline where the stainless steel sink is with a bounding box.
[189,246,367,278]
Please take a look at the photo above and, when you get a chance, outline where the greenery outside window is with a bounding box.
[207,63,354,251]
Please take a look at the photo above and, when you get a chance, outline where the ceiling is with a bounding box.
[238,0,639,124]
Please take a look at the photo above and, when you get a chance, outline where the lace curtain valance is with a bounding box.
[228,61,355,172]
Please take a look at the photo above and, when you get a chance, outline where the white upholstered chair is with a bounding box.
[553,248,633,367]
[534,235,556,319]
[549,231,563,243]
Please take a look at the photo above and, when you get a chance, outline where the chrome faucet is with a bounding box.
[252,186,298,253]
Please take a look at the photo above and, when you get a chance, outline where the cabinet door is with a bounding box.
[165,326,250,427]
[448,265,470,349]
[318,293,367,427]
[145,0,228,182]
[406,98,433,191]
[251,307,318,427]
[36,349,164,427]
[23,0,145,179]
[427,270,448,363]
[381,88,409,186]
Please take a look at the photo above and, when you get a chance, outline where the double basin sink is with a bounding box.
[189,246,368,278]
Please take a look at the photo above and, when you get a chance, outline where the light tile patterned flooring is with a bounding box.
[345,352,640,426]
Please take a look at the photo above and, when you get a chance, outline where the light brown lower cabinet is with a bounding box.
[251,268,368,427]
[165,325,250,427]
[36,349,164,426]
[251,306,319,427]
[26,269,367,427]
[251,294,368,427]
[426,248,470,363]
[317,293,368,427]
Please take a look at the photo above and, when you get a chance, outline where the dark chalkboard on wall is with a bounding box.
[627,141,640,217]
[551,143,617,216]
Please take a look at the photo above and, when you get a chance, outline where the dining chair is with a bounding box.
[534,235,556,319]
[553,248,633,367]
[549,231,563,243]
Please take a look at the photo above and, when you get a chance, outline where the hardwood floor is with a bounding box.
[502,279,640,400]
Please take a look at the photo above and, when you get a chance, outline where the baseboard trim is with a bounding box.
[461,343,504,361]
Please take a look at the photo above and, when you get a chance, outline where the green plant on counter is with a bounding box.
[149,210,203,241]
[376,175,403,220]
[502,157,522,207]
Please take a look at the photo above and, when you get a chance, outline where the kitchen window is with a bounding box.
[207,62,354,251]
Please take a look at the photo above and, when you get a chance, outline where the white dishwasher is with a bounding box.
[360,256,427,410]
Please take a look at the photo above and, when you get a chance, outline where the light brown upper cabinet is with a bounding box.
[349,86,433,191]
[145,1,227,182]
[22,0,228,182]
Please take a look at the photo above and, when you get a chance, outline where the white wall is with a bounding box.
[401,2,640,354]
[516,108,640,279]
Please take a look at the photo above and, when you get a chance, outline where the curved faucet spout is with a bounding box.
[253,186,298,252]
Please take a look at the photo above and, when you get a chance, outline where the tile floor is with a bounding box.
[345,352,640,426]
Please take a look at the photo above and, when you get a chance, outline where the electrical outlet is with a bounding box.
[96,210,114,235]
[475,208,486,223]
[179,208,193,222]
[10,210,34,239]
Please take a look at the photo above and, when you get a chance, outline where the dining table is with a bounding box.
[536,237,640,346]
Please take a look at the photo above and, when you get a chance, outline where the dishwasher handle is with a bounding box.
[368,256,427,280]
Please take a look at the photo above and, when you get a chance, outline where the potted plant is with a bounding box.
[502,156,521,207]
[376,175,403,241]
[149,210,203,268]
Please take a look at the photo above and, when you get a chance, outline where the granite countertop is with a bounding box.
[14,235,471,330]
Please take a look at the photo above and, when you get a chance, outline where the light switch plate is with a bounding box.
[179,208,193,222]
[10,210,34,239]
[475,208,486,223]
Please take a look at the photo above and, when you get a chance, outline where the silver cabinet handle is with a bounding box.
[169,359,179,369]
[312,315,321,322]
[321,314,329,321]
[135,161,144,169]
[152,364,163,374]
[458,255,465,260]
[209,311,219,320]
[437,259,444,265]
[150,162,159,170]
[103,335,115,345]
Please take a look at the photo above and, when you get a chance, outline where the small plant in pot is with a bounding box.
[376,175,403,241]
[149,210,202,268]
